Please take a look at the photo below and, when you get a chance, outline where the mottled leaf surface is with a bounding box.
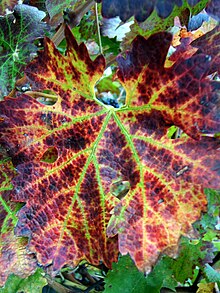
[97,0,208,22]
[0,151,37,287]
[0,25,219,273]
[0,4,50,98]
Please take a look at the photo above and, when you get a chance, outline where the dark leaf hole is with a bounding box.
[111,180,130,199]
[95,71,126,108]
[36,90,58,106]
[40,147,58,163]
[167,126,184,139]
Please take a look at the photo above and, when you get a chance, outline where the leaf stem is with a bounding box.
[25,91,58,100]
[95,2,103,55]
[52,0,95,46]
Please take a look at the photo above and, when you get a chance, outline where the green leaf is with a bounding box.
[104,255,149,293]
[0,269,47,293]
[204,264,220,287]
[172,238,211,283]
[145,237,216,291]
[145,256,177,293]
[195,189,220,251]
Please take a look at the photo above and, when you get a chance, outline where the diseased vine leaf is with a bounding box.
[97,0,208,22]
[0,4,50,99]
[0,25,219,274]
[116,33,219,138]
[0,25,119,272]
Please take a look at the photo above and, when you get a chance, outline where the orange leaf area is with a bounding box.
[0,25,219,273]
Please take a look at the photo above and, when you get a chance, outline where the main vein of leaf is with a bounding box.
[56,110,113,256]
[112,111,149,256]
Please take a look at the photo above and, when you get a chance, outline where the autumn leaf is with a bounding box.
[0,25,219,274]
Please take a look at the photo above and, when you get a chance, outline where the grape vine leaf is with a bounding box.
[46,0,76,25]
[0,151,37,287]
[197,283,215,293]
[0,4,50,99]
[96,0,208,22]
[0,25,219,274]
[0,268,47,293]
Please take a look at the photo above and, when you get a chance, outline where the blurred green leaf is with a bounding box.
[0,269,47,293]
